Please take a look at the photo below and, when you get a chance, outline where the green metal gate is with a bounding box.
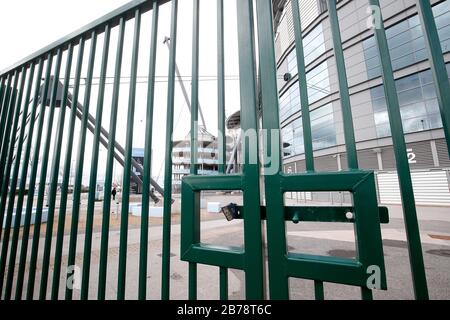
[0,0,448,300]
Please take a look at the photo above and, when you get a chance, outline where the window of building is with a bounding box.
[279,58,331,123]
[363,0,450,79]
[306,60,331,104]
[280,82,301,123]
[282,103,337,158]
[317,0,327,14]
[371,64,450,137]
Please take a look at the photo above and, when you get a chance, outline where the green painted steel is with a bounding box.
[139,0,159,301]
[26,50,62,300]
[51,38,85,300]
[291,0,314,172]
[118,8,141,300]
[80,25,110,301]
[327,0,358,169]
[189,0,200,300]
[0,67,27,298]
[0,75,13,156]
[16,54,53,300]
[0,75,13,160]
[39,45,74,300]
[162,0,178,300]
[4,63,36,301]
[255,0,386,300]
[181,0,265,300]
[14,59,44,300]
[98,17,125,300]
[217,0,226,174]
[0,0,444,301]
[0,71,19,223]
[368,0,429,300]
[65,31,98,301]
[416,0,450,158]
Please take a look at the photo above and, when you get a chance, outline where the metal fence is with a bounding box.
[0,0,449,300]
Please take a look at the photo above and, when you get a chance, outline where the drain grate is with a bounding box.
[426,249,450,258]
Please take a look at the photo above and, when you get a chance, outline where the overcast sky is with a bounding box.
[0,0,243,186]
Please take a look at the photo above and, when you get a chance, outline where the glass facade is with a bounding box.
[363,0,450,79]
[280,82,301,122]
[279,58,331,123]
[282,103,336,158]
[372,64,450,138]
[306,60,331,103]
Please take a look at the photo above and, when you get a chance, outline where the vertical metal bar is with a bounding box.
[161,0,178,300]
[236,0,265,300]
[0,76,6,126]
[39,44,74,299]
[219,266,228,300]
[50,38,85,300]
[216,1,229,295]
[139,0,159,301]
[291,0,314,172]
[0,74,13,157]
[4,63,36,300]
[327,0,358,169]
[314,281,324,300]
[368,0,429,300]
[26,49,62,300]
[117,9,141,300]
[361,286,373,300]
[188,0,200,301]
[416,0,450,158]
[255,0,288,300]
[0,75,12,157]
[98,17,126,300]
[188,263,197,300]
[0,70,19,223]
[14,59,44,300]
[80,25,110,301]
[65,30,97,301]
[15,53,53,300]
[217,0,226,174]
[0,66,27,297]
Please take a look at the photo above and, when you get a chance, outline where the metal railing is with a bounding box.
[0,0,449,300]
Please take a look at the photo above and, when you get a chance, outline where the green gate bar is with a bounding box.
[14,59,44,300]
[98,17,125,300]
[0,76,6,130]
[188,0,200,301]
[180,0,265,300]
[0,75,13,161]
[51,38,85,300]
[4,63,36,301]
[80,25,110,300]
[0,70,19,227]
[161,0,178,300]
[118,8,141,300]
[39,44,74,300]
[65,30,97,301]
[217,0,228,300]
[16,53,53,299]
[368,0,429,300]
[0,66,27,297]
[257,0,386,300]
[27,49,62,300]
[139,0,159,301]
[416,0,450,158]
